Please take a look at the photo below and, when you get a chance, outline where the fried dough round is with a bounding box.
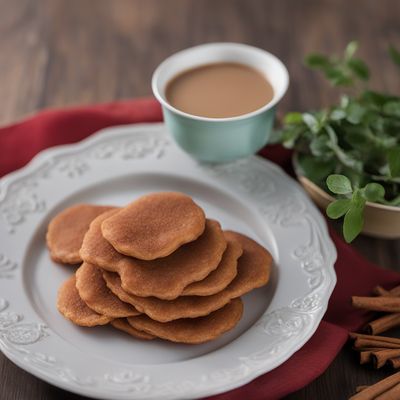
[223,231,272,291]
[103,231,272,322]
[181,238,242,296]
[103,232,271,322]
[57,275,111,327]
[127,298,243,344]
[76,263,140,318]
[101,192,206,260]
[47,204,113,264]
[80,211,227,300]
[111,318,154,340]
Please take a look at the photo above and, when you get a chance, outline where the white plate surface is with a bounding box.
[0,123,336,399]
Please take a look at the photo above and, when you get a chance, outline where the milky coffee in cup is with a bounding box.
[165,62,274,119]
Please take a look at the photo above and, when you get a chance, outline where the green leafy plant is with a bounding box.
[278,42,400,242]
[305,41,370,86]
[326,175,387,242]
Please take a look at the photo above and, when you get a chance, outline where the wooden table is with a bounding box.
[1,0,399,398]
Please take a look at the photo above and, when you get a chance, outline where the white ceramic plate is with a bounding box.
[0,123,336,399]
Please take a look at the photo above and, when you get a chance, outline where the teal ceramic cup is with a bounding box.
[152,43,289,163]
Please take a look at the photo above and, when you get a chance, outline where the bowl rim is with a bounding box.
[292,152,400,213]
[151,42,289,123]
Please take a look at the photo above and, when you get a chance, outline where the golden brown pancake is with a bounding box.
[101,192,206,260]
[102,233,271,322]
[80,211,227,300]
[223,231,272,288]
[47,204,113,264]
[75,263,140,318]
[181,238,242,296]
[57,275,111,327]
[127,298,243,344]
[111,318,155,340]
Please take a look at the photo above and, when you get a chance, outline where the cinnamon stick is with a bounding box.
[388,357,400,369]
[352,296,400,313]
[358,348,385,365]
[350,333,400,345]
[387,285,400,297]
[375,382,400,399]
[371,349,400,369]
[373,284,400,297]
[365,313,400,335]
[349,371,400,399]
[360,351,374,365]
[354,338,400,350]
[374,286,396,297]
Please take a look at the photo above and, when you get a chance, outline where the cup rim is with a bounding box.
[151,42,289,122]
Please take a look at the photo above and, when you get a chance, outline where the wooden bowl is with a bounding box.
[293,155,400,239]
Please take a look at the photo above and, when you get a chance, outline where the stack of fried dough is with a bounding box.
[47,192,272,344]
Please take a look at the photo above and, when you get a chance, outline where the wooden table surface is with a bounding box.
[1,0,399,399]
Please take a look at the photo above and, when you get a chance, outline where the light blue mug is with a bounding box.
[152,43,289,163]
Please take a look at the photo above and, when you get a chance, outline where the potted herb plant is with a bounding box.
[278,42,400,242]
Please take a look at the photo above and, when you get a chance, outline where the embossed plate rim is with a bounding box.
[0,123,337,399]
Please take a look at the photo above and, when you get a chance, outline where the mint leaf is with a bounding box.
[344,128,370,148]
[304,41,369,87]
[302,113,319,133]
[347,58,370,81]
[326,174,353,194]
[284,112,304,125]
[361,90,395,107]
[346,103,366,124]
[345,41,358,60]
[327,143,363,173]
[326,67,353,86]
[340,95,350,108]
[383,101,400,117]
[297,154,335,184]
[343,202,365,243]
[330,109,346,121]
[310,134,331,157]
[364,183,385,202]
[388,147,400,177]
[326,199,352,219]
[281,125,304,148]
[304,54,330,69]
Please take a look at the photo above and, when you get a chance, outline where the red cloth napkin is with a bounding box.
[1,98,399,400]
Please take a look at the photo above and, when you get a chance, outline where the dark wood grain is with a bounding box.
[0,0,399,399]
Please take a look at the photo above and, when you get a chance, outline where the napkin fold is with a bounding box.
[1,98,399,400]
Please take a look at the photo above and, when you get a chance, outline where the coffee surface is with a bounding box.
[165,62,274,118]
